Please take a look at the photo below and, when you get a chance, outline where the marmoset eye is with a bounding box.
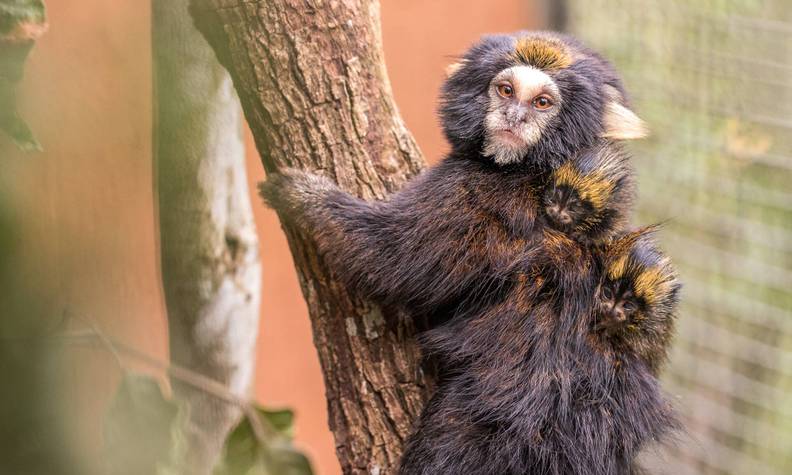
[601,286,614,300]
[497,83,514,98]
[532,95,553,110]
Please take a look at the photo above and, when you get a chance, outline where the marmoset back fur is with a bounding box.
[402,230,680,475]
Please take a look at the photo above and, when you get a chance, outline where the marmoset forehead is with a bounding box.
[606,256,674,305]
[512,36,574,70]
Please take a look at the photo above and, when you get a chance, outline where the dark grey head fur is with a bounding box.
[440,31,634,171]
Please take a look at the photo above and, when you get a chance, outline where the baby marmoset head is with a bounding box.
[440,31,647,169]
[542,140,635,243]
[592,228,681,373]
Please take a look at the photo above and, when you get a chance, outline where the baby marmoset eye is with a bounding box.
[543,141,635,243]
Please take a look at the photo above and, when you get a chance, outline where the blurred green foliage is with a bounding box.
[214,406,314,475]
[0,0,45,151]
[104,373,187,475]
[102,372,314,475]
[0,0,45,34]
[0,193,80,473]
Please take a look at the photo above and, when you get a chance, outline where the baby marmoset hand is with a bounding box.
[592,227,681,373]
[542,140,635,244]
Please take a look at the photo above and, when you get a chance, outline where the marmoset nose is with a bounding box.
[507,105,530,124]
[612,307,626,322]
[516,106,530,123]
[546,204,572,225]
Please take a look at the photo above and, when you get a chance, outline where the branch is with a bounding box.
[153,0,262,471]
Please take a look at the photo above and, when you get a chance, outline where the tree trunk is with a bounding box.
[188,1,430,473]
[153,1,261,473]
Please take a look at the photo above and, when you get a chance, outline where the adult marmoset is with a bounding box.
[260,31,657,473]
[403,229,680,475]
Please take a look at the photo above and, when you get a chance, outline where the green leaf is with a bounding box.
[0,105,41,151]
[217,415,261,475]
[258,407,295,439]
[0,0,46,35]
[0,47,40,152]
[267,445,314,475]
[0,0,46,152]
[214,404,313,475]
[103,373,186,475]
[0,51,42,151]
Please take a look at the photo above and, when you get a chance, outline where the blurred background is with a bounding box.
[568,1,792,473]
[1,1,790,474]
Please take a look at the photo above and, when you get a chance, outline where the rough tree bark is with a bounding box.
[189,1,430,473]
[153,1,262,473]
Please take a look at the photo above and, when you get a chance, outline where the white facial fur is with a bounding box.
[483,65,562,165]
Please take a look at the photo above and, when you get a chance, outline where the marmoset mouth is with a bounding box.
[492,129,525,145]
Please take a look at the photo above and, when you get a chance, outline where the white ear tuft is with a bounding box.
[445,61,464,77]
[602,101,649,140]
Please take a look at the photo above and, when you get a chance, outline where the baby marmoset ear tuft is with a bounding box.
[601,85,649,140]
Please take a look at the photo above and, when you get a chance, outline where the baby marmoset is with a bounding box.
[593,227,681,374]
[542,140,634,243]
[260,31,679,474]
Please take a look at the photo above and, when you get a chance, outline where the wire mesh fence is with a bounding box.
[568,1,792,473]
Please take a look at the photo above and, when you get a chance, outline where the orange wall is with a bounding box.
[3,2,540,474]
[2,2,161,468]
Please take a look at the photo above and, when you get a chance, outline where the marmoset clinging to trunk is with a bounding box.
[260,31,679,475]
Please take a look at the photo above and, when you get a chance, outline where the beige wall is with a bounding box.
[2,2,540,474]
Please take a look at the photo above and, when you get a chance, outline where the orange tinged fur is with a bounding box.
[513,37,572,70]
[553,162,615,211]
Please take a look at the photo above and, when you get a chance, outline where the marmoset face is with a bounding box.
[483,65,563,166]
[594,278,641,335]
[543,183,592,231]
[439,32,648,169]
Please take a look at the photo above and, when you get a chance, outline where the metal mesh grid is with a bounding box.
[568,1,792,473]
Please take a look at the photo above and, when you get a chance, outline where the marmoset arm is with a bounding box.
[259,158,542,314]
